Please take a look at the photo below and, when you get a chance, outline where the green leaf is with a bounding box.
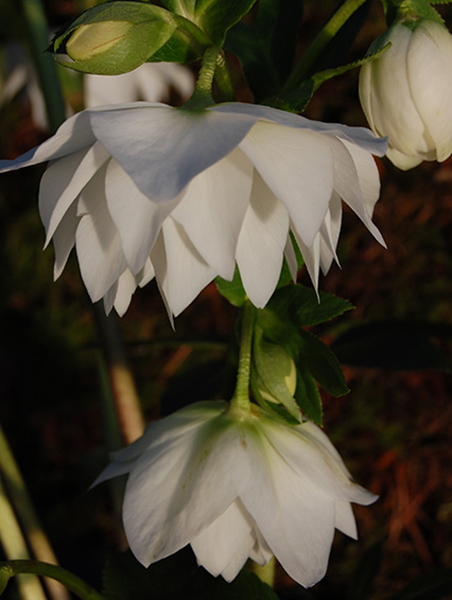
[294,364,323,425]
[52,2,177,74]
[268,284,353,327]
[215,269,247,307]
[297,329,349,397]
[196,0,259,45]
[388,568,452,600]
[331,321,452,372]
[266,79,315,113]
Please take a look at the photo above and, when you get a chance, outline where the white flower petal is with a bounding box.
[240,122,334,247]
[89,103,259,201]
[334,500,358,540]
[220,530,256,582]
[105,159,179,274]
[407,22,452,162]
[124,419,251,566]
[0,110,95,172]
[40,142,110,245]
[52,201,78,279]
[172,147,253,280]
[191,499,254,578]
[159,218,216,317]
[75,166,127,301]
[242,433,335,588]
[319,193,342,275]
[284,236,298,282]
[236,171,289,307]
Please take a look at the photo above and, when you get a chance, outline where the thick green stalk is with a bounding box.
[214,50,236,102]
[0,478,47,600]
[185,46,221,107]
[229,301,256,414]
[0,426,71,599]
[0,561,104,600]
[283,0,369,92]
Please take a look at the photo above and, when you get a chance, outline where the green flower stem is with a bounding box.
[282,0,369,92]
[0,478,47,600]
[0,561,104,600]
[20,0,66,133]
[214,50,236,102]
[0,425,71,600]
[230,301,256,414]
[185,46,221,107]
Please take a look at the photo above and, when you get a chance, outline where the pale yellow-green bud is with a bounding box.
[66,21,134,61]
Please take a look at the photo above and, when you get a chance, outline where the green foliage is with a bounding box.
[226,0,303,102]
[256,284,351,425]
[331,321,452,372]
[215,269,247,307]
[103,550,279,600]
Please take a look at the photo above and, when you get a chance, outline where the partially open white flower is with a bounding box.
[359,19,452,170]
[94,401,376,587]
[0,102,386,316]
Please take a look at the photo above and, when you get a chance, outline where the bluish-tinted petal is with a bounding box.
[89,103,259,202]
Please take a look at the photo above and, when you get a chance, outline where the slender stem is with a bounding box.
[0,425,71,600]
[20,0,66,132]
[0,478,47,600]
[0,561,104,600]
[93,304,145,446]
[229,301,256,413]
[283,0,369,92]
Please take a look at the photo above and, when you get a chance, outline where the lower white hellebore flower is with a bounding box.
[0,102,386,317]
[94,401,377,587]
[359,19,452,170]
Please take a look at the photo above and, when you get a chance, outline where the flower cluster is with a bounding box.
[0,102,386,317]
[95,401,377,587]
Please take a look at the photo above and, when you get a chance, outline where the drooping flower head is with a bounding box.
[359,15,452,170]
[0,102,386,317]
[95,401,377,587]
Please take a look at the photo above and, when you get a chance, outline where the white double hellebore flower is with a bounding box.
[94,401,377,587]
[0,102,386,317]
[359,19,452,170]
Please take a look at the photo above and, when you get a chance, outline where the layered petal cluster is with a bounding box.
[0,102,386,316]
[95,401,377,587]
[359,20,452,170]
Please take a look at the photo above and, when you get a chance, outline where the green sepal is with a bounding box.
[52,2,178,74]
[215,268,247,307]
[396,0,445,27]
[294,363,323,426]
[252,326,302,422]
[267,283,353,327]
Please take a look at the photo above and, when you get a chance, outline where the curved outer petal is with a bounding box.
[89,103,260,202]
[172,147,253,280]
[0,109,95,172]
[52,201,78,279]
[241,431,336,588]
[236,171,289,307]
[407,22,452,162]
[123,418,252,567]
[240,122,334,248]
